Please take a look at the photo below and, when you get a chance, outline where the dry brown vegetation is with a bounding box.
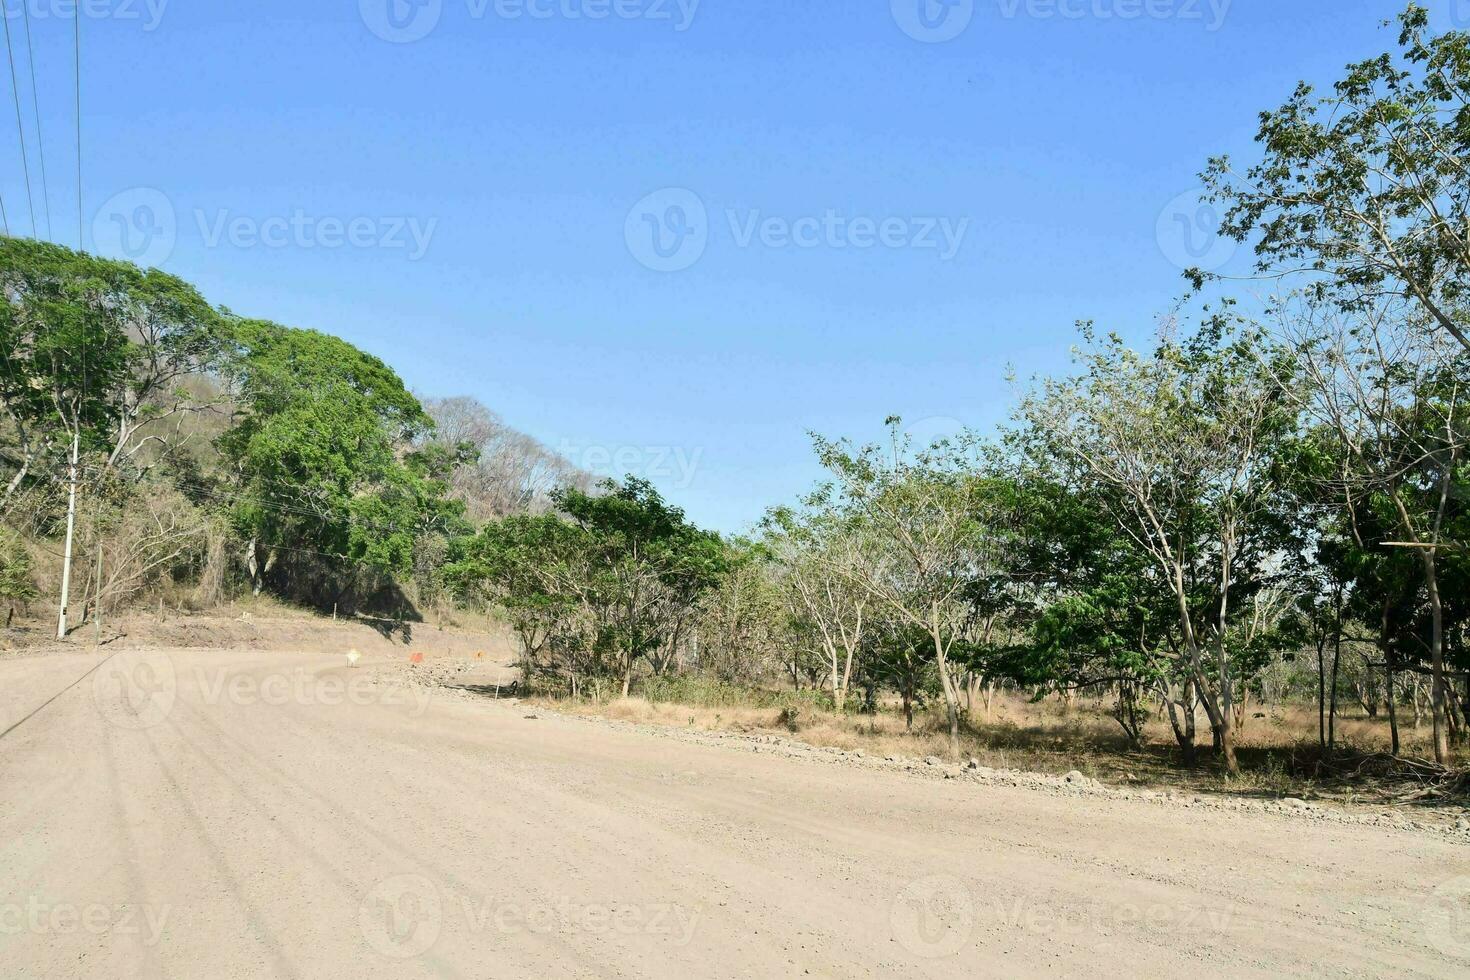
[537,687,1470,808]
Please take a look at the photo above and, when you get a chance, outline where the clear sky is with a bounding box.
[0,0,1449,532]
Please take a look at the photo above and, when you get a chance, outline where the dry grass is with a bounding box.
[533,686,1470,808]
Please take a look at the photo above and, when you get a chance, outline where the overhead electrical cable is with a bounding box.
[0,2,36,236]
[19,0,50,239]
[74,6,81,250]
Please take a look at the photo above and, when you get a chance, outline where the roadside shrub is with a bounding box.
[0,529,37,626]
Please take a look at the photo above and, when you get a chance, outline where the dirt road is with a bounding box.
[1,647,1466,978]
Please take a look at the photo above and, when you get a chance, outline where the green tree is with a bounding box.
[1202,4,1470,354]
[1020,318,1298,773]
[810,421,998,758]
[0,237,222,505]
[552,478,727,696]
[1284,296,1470,761]
[217,319,449,606]
[986,470,1178,752]
[447,512,591,690]
[763,496,871,712]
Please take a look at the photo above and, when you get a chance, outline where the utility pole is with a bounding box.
[56,431,78,639]
[92,524,103,646]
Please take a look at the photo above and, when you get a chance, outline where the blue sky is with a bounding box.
[0,0,1449,532]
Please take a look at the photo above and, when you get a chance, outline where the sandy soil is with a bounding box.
[1,608,519,661]
[1,646,1467,978]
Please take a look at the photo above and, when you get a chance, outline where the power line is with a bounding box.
[0,0,35,236]
[73,6,80,251]
[19,0,50,239]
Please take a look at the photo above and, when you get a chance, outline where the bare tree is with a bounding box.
[811,422,995,758]
[764,505,869,712]
[1021,321,1293,774]
[422,396,592,520]
[1278,296,1469,763]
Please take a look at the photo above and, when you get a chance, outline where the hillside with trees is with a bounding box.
[4,5,1470,796]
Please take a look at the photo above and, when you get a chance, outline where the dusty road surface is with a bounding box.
[1,647,1467,978]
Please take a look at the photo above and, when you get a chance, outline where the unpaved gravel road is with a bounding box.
[1,647,1467,978]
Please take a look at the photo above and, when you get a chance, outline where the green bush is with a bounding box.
[0,530,37,625]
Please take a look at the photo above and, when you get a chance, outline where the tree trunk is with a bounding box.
[1316,632,1327,751]
[1422,551,1451,764]
[1385,663,1400,757]
[1,449,31,514]
[1114,682,1145,750]
[1328,625,1344,752]
[1162,679,1198,767]
[1214,538,1240,776]
[930,604,961,759]
[839,637,858,713]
